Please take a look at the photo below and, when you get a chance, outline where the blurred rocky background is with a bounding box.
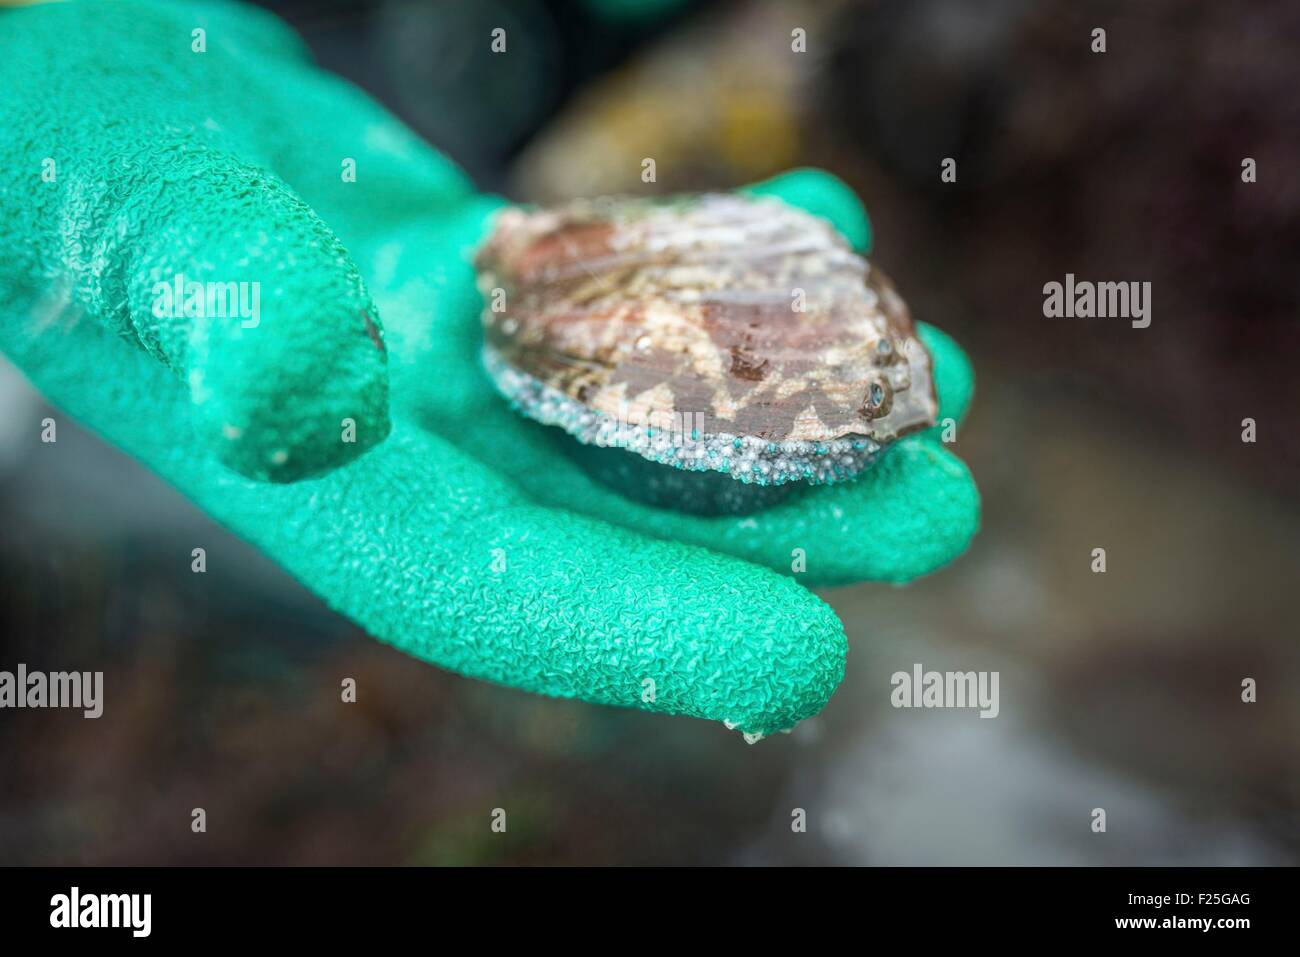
[1,0,1297,864]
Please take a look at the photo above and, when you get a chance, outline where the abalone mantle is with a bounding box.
[475,193,938,486]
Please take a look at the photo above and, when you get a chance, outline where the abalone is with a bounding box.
[475,193,938,513]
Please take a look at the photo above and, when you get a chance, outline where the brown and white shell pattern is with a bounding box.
[475,193,937,449]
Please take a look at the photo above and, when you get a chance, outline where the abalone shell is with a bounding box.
[475,193,937,493]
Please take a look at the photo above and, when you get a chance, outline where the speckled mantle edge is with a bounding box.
[483,344,889,487]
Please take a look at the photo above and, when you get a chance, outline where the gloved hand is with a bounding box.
[0,0,978,736]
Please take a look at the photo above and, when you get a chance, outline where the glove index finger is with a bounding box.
[203,429,850,738]
[0,1,394,484]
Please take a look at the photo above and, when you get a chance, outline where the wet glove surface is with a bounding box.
[0,0,977,735]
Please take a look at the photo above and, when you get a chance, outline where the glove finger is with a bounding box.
[447,406,980,586]
[252,426,849,737]
[614,435,980,587]
[1,0,393,482]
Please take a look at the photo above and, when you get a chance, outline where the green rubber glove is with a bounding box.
[0,0,978,736]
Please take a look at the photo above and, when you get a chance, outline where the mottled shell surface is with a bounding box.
[475,193,938,485]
